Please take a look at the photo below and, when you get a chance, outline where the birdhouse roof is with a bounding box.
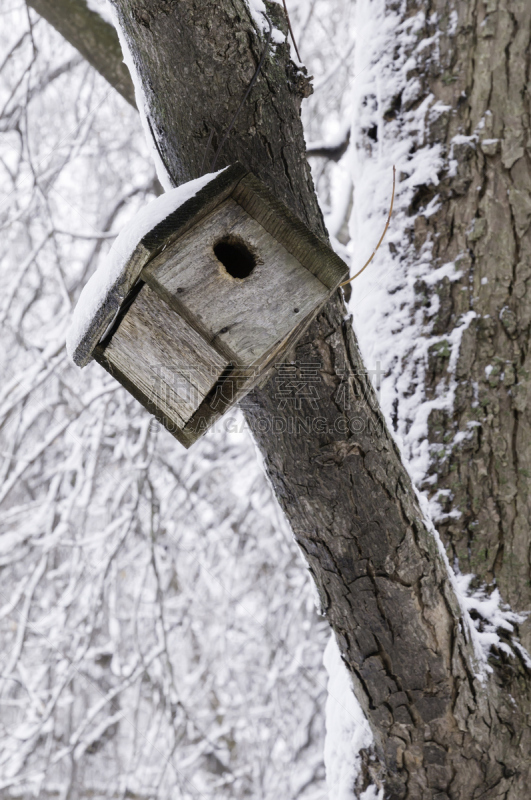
[67,163,348,368]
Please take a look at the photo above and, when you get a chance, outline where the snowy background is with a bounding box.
[0,0,521,798]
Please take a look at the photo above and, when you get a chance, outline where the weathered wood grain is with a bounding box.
[73,163,347,368]
[232,173,348,289]
[143,198,329,365]
[102,284,228,428]
[72,165,248,367]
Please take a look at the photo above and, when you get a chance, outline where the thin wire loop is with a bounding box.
[282,0,302,62]
[340,165,396,287]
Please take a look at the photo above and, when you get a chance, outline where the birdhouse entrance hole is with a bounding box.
[214,236,256,279]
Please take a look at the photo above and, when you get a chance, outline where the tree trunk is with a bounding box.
[413,0,531,644]
[34,0,531,795]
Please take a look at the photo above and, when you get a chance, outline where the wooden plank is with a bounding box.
[94,289,329,449]
[73,164,247,367]
[181,291,329,444]
[231,173,349,289]
[93,344,196,448]
[143,199,329,366]
[101,284,229,429]
[141,163,247,251]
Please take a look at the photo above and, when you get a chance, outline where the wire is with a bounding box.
[340,165,396,287]
[282,0,302,62]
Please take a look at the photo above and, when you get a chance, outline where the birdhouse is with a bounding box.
[68,164,348,447]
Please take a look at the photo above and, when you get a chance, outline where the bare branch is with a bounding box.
[26,0,136,108]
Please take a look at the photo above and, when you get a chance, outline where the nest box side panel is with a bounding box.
[232,174,349,289]
[142,199,329,366]
[99,284,229,430]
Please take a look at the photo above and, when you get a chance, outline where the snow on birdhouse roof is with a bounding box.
[67,168,231,367]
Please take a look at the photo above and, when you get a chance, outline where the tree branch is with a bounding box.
[26,0,136,108]
[306,128,350,161]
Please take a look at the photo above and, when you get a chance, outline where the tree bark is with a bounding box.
[33,0,531,795]
[26,0,136,108]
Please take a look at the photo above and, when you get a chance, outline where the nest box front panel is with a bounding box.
[100,284,229,430]
[142,198,329,366]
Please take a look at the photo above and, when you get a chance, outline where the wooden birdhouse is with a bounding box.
[68,164,348,447]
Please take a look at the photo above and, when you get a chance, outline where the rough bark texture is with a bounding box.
[412,0,531,642]
[35,0,531,795]
[27,0,136,107]
[379,1,531,792]
[112,0,321,227]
